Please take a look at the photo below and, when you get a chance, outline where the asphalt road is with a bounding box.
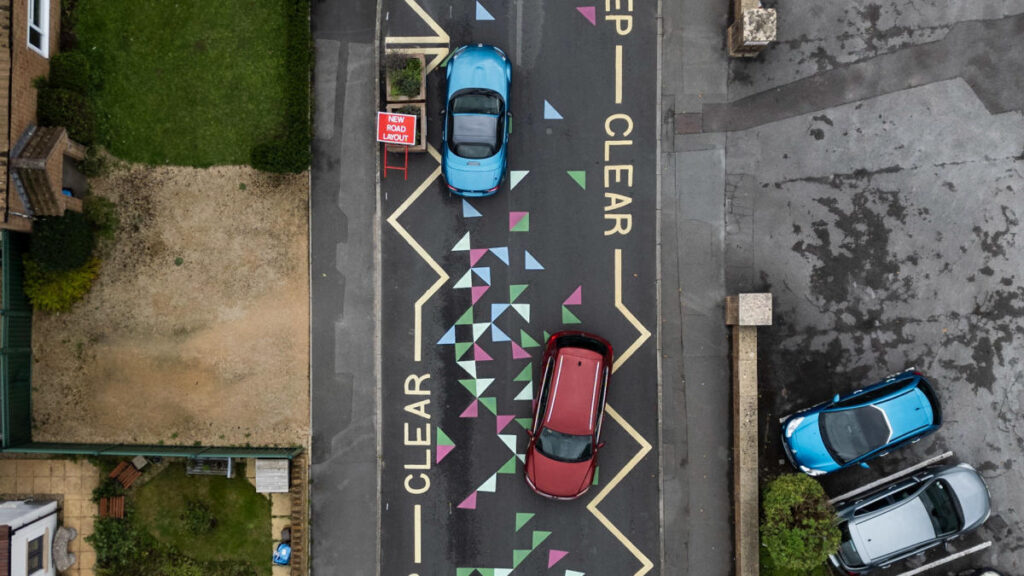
[378,0,660,574]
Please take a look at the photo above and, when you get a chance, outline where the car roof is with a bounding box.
[544,347,603,436]
[850,497,936,561]
[876,386,935,438]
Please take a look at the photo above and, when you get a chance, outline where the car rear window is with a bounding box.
[536,428,593,462]
[920,480,961,535]
[820,405,891,463]
[837,523,865,566]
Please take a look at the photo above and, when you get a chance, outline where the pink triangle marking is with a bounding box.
[436,444,455,463]
[457,492,478,510]
[474,343,494,362]
[469,248,489,266]
[563,285,583,306]
[496,414,515,433]
[471,285,490,304]
[511,341,531,359]
[548,550,569,568]
[576,6,596,25]
[460,400,479,418]
[509,211,528,230]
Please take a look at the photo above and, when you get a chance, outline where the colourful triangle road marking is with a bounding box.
[563,285,582,306]
[480,397,498,414]
[490,246,510,265]
[515,512,534,532]
[577,6,596,25]
[437,428,455,446]
[511,341,531,359]
[514,365,532,382]
[496,414,514,433]
[458,492,477,509]
[436,444,454,463]
[509,211,530,232]
[453,232,471,251]
[456,307,474,325]
[457,360,477,378]
[491,303,509,321]
[567,170,586,190]
[510,284,528,302]
[453,270,473,289]
[472,267,492,285]
[510,170,528,189]
[514,383,532,401]
[474,343,493,361]
[470,248,489,266]
[471,285,489,304]
[544,100,563,120]
[460,399,478,418]
[520,329,539,348]
[548,550,569,568]
[437,326,456,345]
[499,457,517,475]
[491,324,510,342]
[478,473,498,493]
[562,306,581,324]
[524,250,544,270]
[455,342,472,360]
[476,1,494,20]
[531,530,551,549]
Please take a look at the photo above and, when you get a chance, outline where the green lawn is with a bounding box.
[72,0,299,166]
[135,463,271,575]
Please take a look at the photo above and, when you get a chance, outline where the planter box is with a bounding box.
[386,102,427,153]
[385,53,427,102]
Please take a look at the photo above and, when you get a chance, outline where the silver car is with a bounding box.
[830,463,991,574]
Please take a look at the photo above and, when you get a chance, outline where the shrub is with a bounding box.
[79,146,108,177]
[181,499,217,535]
[389,56,423,97]
[84,195,119,240]
[37,87,97,144]
[23,258,101,313]
[87,512,163,576]
[92,478,126,503]
[49,51,96,94]
[30,211,96,272]
[761,474,840,572]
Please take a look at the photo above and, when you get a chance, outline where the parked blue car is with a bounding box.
[781,369,942,476]
[441,44,511,196]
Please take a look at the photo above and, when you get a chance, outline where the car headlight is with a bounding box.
[784,416,804,438]
[799,465,826,476]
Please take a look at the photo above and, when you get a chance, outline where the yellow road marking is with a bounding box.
[386,46,450,75]
[587,404,654,575]
[385,0,450,45]
[615,45,623,104]
[613,248,652,373]
[385,144,448,362]
[413,504,422,563]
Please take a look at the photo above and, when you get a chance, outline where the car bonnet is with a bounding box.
[446,47,509,100]
[941,465,991,529]
[786,413,839,472]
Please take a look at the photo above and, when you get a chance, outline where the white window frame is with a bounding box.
[27,0,50,58]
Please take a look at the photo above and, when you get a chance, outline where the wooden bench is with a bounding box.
[109,461,143,488]
[98,496,125,519]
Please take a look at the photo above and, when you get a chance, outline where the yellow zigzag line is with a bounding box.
[385,145,448,362]
[385,0,450,45]
[584,248,655,575]
[587,405,654,575]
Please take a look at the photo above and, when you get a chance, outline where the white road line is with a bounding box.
[893,541,992,576]
[828,451,954,504]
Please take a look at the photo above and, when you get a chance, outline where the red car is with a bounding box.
[525,331,613,499]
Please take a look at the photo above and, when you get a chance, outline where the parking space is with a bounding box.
[378,0,660,573]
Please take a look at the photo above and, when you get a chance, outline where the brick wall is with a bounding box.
[10,0,60,147]
[0,524,10,576]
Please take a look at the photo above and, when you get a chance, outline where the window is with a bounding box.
[27,0,50,57]
[27,534,44,572]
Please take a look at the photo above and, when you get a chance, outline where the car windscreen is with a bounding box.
[448,90,503,159]
[536,428,593,463]
[837,523,864,567]
[819,405,890,463]
[919,480,962,535]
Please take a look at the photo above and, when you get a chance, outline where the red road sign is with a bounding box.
[377,112,417,146]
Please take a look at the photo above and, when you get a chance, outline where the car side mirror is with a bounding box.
[597,441,606,449]
[440,108,446,115]
[833,394,840,403]
[526,430,533,438]
[860,462,870,469]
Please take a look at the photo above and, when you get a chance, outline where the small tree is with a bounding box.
[761,474,840,572]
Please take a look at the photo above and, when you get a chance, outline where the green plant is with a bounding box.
[761,474,841,572]
[49,51,97,94]
[79,146,108,177]
[84,195,119,240]
[389,56,423,97]
[24,258,101,312]
[30,211,96,272]
[181,499,217,535]
[250,130,309,173]
[92,478,126,503]
[37,87,98,144]
[174,257,184,266]
[86,512,164,576]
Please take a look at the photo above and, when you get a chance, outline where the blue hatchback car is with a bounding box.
[441,44,511,196]
[781,369,942,476]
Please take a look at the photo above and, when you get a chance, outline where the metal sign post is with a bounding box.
[377,111,417,180]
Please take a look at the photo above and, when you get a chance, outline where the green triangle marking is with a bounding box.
[456,307,474,325]
[512,549,531,568]
[499,457,517,475]
[515,417,533,430]
[562,306,581,324]
[543,331,551,341]
[568,170,586,190]
[531,530,551,549]
[515,512,534,532]
[592,465,600,485]
[519,330,540,348]
[479,397,497,414]
[514,365,532,382]
[509,284,528,303]
[459,379,477,396]
[477,569,495,576]
[510,212,530,232]
[456,569,475,576]
[455,342,473,360]
[437,428,455,446]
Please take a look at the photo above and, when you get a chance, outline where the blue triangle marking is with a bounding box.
[472,267,491,286]
[437,326,456,345]
[490,246,510,265]
[462,199,482,218]
[524,250,544,270]
[491,303,510,321]
[491,324,511,342]
[544,100,563,120]
[476,1,495,20]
